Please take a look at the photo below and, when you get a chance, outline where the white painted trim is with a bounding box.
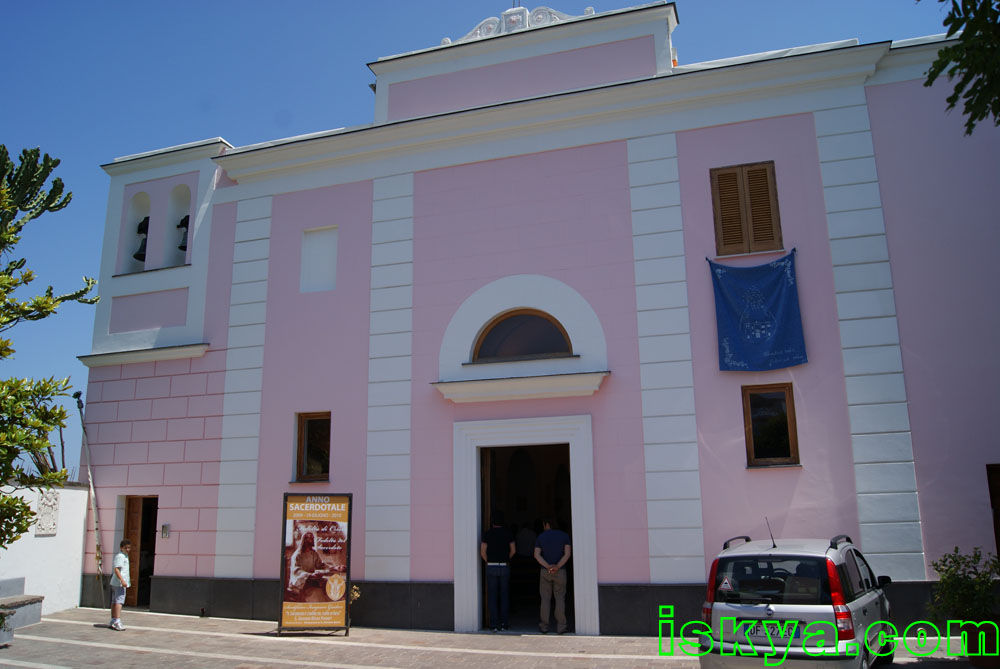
[214,198,272,579]
[815,105,925,580]
[452,415,599,635]
[627,133,705,583]
[432,371,609,403]
[365,176,414,582]
[78,343,209,368]
[103,138,231,175]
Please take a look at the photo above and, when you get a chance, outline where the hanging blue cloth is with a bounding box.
[707,250,807,371]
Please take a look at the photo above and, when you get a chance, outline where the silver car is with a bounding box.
[698,535,893,669]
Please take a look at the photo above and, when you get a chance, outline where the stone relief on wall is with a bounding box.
[34,489,59,536]
[443,6,592,45]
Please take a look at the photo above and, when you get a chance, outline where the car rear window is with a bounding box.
[714,556,832,605]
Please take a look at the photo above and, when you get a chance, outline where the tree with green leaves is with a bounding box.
[924,0,1000,135]
[0,146,98,550]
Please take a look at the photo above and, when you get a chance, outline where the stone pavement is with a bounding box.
[0,607,977,669]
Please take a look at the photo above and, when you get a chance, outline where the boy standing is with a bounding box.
[109,539,131,631]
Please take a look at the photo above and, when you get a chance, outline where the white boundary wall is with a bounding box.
[0,486,88,614]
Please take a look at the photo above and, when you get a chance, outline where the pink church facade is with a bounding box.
[80,3,1000,634]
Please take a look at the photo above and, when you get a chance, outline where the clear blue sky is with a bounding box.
[3,0,950,476]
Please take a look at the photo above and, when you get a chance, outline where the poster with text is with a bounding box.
[278,493,352,633]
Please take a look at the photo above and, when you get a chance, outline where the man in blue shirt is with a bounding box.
[533,518,571,634]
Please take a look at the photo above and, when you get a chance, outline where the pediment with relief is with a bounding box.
[443,6,593,45]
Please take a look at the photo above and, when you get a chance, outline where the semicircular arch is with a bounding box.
[438,274,607,382]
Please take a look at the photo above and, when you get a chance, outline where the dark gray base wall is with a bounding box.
[599,584,705,635]
[80,576,454,630]
[597,581,940,635]
[81,576,937,634]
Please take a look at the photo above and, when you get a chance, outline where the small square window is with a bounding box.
[742,383,798,467]
[296,412,331,481]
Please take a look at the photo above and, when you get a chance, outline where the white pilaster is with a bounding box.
[815,103,925,580]
[214,196,270,578]
[628,133,706,583]
[365,174,414,581]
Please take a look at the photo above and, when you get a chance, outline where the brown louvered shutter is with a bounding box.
[712,166,749,255]
[744,162,782,253]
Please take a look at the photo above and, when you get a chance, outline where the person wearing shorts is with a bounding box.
[109,539,131,631]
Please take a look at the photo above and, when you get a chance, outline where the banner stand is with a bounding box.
[277,493,352,636]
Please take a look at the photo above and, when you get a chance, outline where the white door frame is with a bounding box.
[452,414,599,635]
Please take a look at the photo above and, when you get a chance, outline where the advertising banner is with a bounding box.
[278,493,352,634]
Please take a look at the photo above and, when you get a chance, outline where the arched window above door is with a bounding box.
[433,275,609,403]
[472,309,572,363]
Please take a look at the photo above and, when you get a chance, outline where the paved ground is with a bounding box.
[0,608,977,669]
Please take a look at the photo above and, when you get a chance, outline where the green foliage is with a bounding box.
[928,546,1000,624]
[0,145,98,550]
[924,0,1000,135]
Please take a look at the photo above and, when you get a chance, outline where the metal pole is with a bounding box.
[73,391,107,604]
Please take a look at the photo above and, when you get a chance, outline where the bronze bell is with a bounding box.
[133,216,149,262]
[177,214,190,252]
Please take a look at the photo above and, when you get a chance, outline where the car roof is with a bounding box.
[718,538,842,557]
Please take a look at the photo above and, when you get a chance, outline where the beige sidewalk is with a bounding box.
[0,607,977,669]
[2,607,694,668]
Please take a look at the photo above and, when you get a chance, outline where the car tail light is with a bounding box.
[702,558,719,623]
[826,558,855,641]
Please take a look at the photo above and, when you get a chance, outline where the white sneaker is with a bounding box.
[111,621,125,631]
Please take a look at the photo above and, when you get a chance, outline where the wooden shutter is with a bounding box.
[712,166,749,255]
[711,161,782,256]
[744,162,782,253]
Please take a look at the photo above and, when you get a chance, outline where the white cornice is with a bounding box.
[102,139,232,177]
[432,371,609,403]
[867,36,954,86]
[79,343,210,368]
[215,42,890,185]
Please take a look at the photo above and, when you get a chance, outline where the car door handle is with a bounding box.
[862,608,868,615]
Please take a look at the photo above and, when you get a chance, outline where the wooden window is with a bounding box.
[296,412,331,481]
[472,309,572,363]
[711,161,782,256]
[742,383,799,467]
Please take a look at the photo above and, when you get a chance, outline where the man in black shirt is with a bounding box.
[480,510,515,632]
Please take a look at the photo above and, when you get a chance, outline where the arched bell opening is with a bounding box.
[167,184,192,266]
[122,192,151,273]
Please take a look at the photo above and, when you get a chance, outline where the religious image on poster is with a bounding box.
[279,494,351,632]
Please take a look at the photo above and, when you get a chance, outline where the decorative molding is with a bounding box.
[451,7,574,45]
[438,274,608,383]
[34,489,59,536]
[433,371,608,403]
[78,343,210,368]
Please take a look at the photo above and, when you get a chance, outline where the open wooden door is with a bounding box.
[123,497,143,607]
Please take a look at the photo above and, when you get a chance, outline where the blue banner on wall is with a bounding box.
[707,250,807,371]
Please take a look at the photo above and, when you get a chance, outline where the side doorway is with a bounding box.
[123,496,158,607]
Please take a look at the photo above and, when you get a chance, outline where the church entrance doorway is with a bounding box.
[480,444,573,632]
